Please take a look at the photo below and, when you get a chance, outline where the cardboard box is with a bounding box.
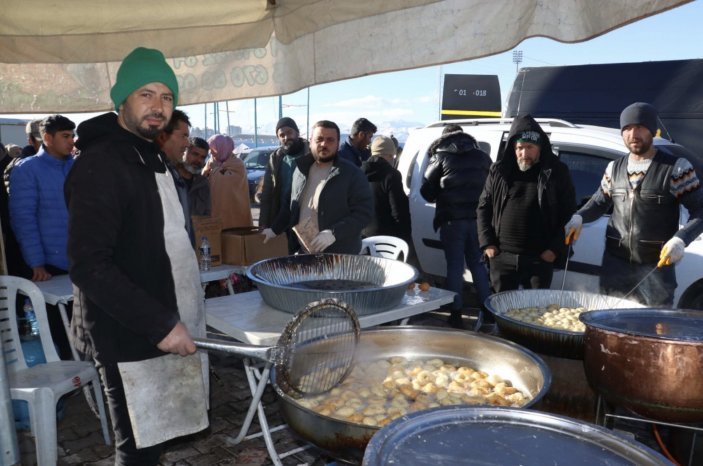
[192,216,222,267]
[221,227,288,266]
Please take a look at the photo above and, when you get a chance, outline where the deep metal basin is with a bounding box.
[581,308,703,423]
[485,290,645,359]
[272,326,551,464]
[247,254,418,315]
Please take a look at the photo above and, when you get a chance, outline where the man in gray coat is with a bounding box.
[290,120,373,254]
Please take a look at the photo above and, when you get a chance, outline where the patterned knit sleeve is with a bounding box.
[671,157,703,245]
[576,160,615,223]
[670,157,701,198]
[600,160,615,197]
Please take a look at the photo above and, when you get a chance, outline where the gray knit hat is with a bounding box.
[620,102,658,136]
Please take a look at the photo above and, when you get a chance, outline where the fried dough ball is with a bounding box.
[398,384,419,400]
[334,406,355,418]
[296,356,532,427]
[416,370,432,384]
[362,416,378,426]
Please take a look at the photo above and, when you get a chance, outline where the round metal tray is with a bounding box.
[484,290,645,359]
[363,406,671,466]
[247,253,418,315]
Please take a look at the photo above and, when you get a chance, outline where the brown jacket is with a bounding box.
[209,156,253,229]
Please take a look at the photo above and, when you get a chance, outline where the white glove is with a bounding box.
[658,237,685,267]
[564,214,583,245]
[309,230,335,253]
[261,228,277,244]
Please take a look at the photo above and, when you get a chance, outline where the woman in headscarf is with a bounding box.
[207,134,253,229]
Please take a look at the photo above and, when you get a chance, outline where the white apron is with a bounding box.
[118,168,209,448]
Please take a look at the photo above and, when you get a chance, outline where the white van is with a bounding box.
[397,118,703,309]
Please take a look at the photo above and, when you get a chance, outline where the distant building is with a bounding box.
[0,118,29,146]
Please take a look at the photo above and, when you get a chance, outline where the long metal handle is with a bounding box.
[620,264,659,301]
[560,244,571,292]
[193,337,273,362]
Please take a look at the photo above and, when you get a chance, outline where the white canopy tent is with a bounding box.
[0,0,690,113]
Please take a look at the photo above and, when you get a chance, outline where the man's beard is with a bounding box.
[183,163,201,175]
[316,154,336,163]
[282,138,304,155]
[518,159,537,172]
[122,105,166,140]
[629,138,653,155]
[137,120,165,140]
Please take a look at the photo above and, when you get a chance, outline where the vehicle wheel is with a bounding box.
[677,280,703,310]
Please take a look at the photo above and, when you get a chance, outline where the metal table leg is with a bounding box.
[233,359,311,465]
[56,301,80,361]
[232,359,283,466]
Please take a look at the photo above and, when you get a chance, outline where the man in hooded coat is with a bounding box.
[477,115,576,292]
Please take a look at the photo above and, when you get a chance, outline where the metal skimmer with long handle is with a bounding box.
[194,298,360,396]
[620,264,660,301]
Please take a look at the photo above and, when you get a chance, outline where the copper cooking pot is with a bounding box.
[581,308,703,423]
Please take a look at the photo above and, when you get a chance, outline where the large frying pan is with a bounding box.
[270,327,551,464]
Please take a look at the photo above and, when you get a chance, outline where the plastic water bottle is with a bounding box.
[22,298,39,340]
[199,236,211,271]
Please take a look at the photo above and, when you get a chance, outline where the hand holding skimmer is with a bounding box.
[194,298,360,396]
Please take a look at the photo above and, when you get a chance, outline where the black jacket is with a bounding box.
[337,139,370,167]
[361,156,411,240]
[420,130,492,231]
[259,139,307,234]
[476,115,576,263]
[290,154,373,254]
[65,113,180,363]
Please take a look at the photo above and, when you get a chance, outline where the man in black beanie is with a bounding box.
[259,116,309,252]
[565,102,703,306]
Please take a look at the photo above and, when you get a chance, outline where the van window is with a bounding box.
[404,149,420,190]
[558,151,612,207]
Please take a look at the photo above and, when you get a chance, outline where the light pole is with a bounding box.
[512,50,523,73]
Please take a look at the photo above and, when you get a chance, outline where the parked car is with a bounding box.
[241,146,277,204]
[396,118,703,309]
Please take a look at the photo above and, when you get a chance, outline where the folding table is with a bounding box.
[204,286,455,465]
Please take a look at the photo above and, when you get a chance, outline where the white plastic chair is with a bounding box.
[0,275,110,465]
[360,235,409,262]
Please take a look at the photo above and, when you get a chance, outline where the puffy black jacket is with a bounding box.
[420,131,492,231]
[361,156,411,240]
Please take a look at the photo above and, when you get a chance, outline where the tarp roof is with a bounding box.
[0,0,691,113]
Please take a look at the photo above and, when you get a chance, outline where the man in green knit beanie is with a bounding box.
[66,47,209,465]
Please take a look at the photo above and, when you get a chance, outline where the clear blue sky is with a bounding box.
[4,1,702,140]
